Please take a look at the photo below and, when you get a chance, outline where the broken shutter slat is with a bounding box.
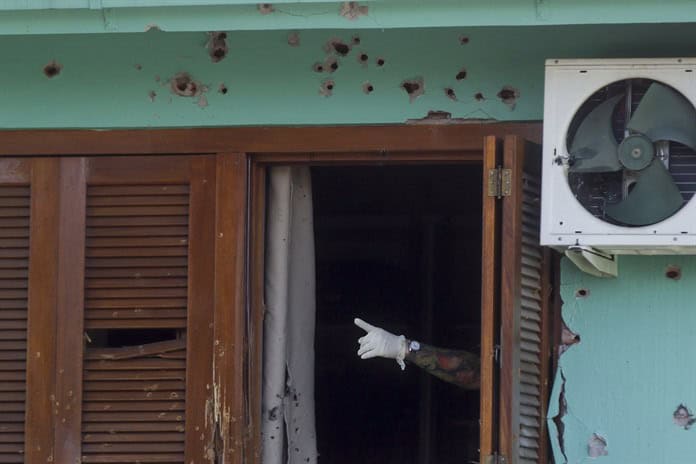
[499,136,551,464]
[79,156,216,464]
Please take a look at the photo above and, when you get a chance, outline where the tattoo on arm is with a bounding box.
[405,343,480,389]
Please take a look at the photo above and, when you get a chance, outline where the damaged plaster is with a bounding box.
[549,256,696,463]
[9,25,696,128]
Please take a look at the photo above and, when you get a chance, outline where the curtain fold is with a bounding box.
[262,166,318,464]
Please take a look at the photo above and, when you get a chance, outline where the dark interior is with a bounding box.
[312,164,483,464]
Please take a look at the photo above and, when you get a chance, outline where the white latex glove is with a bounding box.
[354,318,408,370]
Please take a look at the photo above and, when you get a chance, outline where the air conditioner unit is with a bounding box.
[541,58,696,262]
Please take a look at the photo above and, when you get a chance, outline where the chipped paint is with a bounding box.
[550,256,696,463]
[340,1,368,20]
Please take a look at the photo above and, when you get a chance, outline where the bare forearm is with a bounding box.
[405,342,480,389]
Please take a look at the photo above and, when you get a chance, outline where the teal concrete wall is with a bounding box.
[5,23,696,128]
[549,256,696,463]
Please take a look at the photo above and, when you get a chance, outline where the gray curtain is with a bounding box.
[262,166,318,464]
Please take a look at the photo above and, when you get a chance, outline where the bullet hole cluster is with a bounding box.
[207,31,229,63]
[43,60,62,78]
[315,35,382,96]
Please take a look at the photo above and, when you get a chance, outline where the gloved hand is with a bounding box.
[354,318,408,370]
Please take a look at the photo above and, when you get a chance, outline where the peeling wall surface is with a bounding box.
[5,23,696,128]
[550,257,696,463]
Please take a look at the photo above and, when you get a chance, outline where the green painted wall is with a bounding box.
[5,23,696,129]
[550,256,696,463]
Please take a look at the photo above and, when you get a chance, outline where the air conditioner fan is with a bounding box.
[566,79,696,227]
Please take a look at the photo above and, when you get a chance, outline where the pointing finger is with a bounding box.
[354,318,377,332]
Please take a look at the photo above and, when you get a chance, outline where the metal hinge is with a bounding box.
[487,167,512,198]
[483,453,508,464]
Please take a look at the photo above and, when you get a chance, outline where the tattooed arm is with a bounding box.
[404,341,480,390]
[355,317,480,389]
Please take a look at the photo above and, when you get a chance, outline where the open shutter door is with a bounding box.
[498,136,552,464]
[480,137,503,463]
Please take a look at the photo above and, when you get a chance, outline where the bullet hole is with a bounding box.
[43,60,62,78]
[497,85,520,109]
[474,92,485,101]
[340,1,368,20]
[352,35,361,45]
[362,82,374,94]
[258,3,275,14]
[170,72,201,97]
[401,77,424,102]
[456,69,467,80]
[268,406,279,421]
[459,35,470,45]
[218,83,228,95]
[575,288,589,298]
[207,31,228,63]
[313,62,324,73]
[326,38,351,56]
[320,79,335,97]
[288,31,301,47]
[376,57,385,67]
[358,53,369,66]
[445,87,457,101]
[588,433,608,458]
[666,265,681,280]
[134,64,143,71]
[674,404,696,429]
[148,90,157,102]
[325,56,339,73]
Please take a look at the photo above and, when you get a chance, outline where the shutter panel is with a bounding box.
[480,136,503,462]
[70,156,215,464]
[0,159,61,464]
[499,136,551,464]
[0,181,30,463]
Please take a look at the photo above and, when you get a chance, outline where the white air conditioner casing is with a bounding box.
[541,58,696,254]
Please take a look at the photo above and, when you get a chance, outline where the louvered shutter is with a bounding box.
[0,168,30,463]
[499,136,551,464]
[0,159,61,464]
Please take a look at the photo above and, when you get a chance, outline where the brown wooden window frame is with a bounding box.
[0,123,548,464]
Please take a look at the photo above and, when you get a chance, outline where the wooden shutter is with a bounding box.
[0,159,60,464]
[480,136,503,462]
[498,136,551,464]
[0,162,31,463]
[25,156,218,464]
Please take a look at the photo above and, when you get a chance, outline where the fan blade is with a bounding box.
[605,161,683,226]
[627,82,696,150]
[569,94,623,173]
